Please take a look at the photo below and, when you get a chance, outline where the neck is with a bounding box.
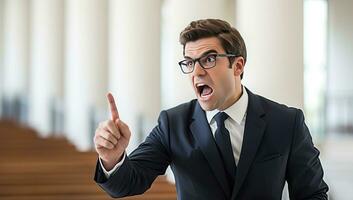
[219,84,243,111]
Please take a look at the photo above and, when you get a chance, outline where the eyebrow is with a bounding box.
[184,49,218,59]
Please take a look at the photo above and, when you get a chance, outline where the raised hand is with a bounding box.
[93,93,131,170]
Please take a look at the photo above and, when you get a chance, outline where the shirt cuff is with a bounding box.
[99,152,126,178]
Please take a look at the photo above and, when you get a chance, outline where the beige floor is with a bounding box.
[321,133,353,200]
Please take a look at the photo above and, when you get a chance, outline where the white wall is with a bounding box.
[109,0,162,151]
[327,0,353,131]
[29,0,64,136]
[236,0,304,109]
[64,0,108,151]
[328,0,353,94]
[2,0,30,99]
[0,0,4,115]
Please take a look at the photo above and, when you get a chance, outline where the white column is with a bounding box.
[304,0,328,140]
[65,0,108,151]
[0,0,4,116]
[109,0,162,152]
[2,0,30,119]
[235,0,304,109]
[161,0,235,109]
[327,0,353,135]
[29,0,64,136]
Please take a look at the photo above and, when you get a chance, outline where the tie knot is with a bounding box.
[214,112,229,127]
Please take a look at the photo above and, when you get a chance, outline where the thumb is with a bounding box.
[115,119,131,139]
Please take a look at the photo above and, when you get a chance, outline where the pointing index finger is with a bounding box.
[107,93,120,121]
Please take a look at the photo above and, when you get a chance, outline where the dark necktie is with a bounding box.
[214,112,237,190]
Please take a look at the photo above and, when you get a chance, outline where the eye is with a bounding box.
[205,54,216,63]
[183,60,194,68]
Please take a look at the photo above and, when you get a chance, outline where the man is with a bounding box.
[94,19,328,199]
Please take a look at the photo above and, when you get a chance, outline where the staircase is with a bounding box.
[0,120,177,200]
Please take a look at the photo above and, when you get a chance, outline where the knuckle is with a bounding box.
[96,139,103,147]
[112,135,118,143]
[97,130,105,138]
[111,139,117,145]
[103,140,109,147]
[106,134,113,142]
[104,140,113,148]
[113,135,118,142]
[115,132,121,139]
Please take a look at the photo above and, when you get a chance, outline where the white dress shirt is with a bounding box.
[99,152,126,178]
[100,86,248,177]
[206,85,248,165]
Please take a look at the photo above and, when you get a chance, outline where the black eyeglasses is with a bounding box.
[178,53,237,74]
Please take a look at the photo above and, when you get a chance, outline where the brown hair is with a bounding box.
[179,19,247,79]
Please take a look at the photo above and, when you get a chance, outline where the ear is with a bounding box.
[232,57,245,77]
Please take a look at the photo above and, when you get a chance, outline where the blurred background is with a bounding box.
[0,0,352,199]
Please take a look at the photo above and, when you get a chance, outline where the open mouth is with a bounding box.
[196,83,214,99]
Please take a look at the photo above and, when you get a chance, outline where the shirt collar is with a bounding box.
[206,85,248,125]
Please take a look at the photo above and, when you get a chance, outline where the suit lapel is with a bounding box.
[190,102,231,198]
[231,88,266,199]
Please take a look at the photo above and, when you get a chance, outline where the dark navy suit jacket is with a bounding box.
[94,88,328,199]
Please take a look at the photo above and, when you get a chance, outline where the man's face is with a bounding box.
[184,37,243,111]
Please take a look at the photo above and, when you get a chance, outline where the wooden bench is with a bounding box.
[0,120,177,200]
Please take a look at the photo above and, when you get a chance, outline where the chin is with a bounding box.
[198,100,216,111]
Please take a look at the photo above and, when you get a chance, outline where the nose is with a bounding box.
[192,61,206,76]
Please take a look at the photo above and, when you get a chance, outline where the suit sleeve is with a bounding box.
[286,109,329,199]
[94,111,172,198]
